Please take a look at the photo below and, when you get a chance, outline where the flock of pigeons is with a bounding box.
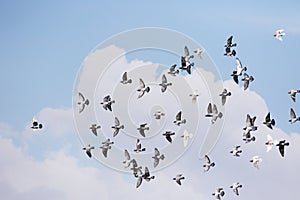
[31,28,297,198]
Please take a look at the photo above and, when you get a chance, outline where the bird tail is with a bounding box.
[85,99,89,105]
[128,79,132,83]
[250,76,254,82]
[160,154,165,160]
[271,119,275,126]
[218,112,223,119]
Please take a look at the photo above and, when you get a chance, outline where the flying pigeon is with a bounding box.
[82,144,95,158]
[100,95,115,111]
[243,132,256,144]
[137,78,150,98]
[154,110,165,120]
[231,58,247,84]
[180,56,194,74]
[163,131,175,143]
[212,188,225,200]
[173,111,186,126]
[224,46,236,57]
[100,138,114,158]
[120,71,132,84]
[205,103,223,124]
[173,174,185,186]
[130,159,143,178]
[241,73,254,90]
[167,64,179,76]
[111,117,124,137]
[194,48,204,59]
[225,35,237,48]
[203,155,215,172]
[89,124,101,136]
[230,145,242,157]
[136,166,155,188]
[274,29,286,41]
[137,123,149,137]
[77,92,89,113]
[263,112,276,129]
[230,182,242,196]
[289,108,300,124]
[276,140,289,157]
[265,134,278,152]
[219,88,231,106]
[31,118,43,130]
[250,156,262,169]
[133,139,146,153]
[122,149,132,168]
[181,130,193,147]
[159,74,172,93]
[288,89,300,102]
[152,148,165,168]
[189,91,200,103]
[243,114,258,136]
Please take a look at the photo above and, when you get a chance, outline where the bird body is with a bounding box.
[137,123,149,137]
[137,78,150,98]
[173,111,186,126]
[120,71,132,84]
[82,144,95,158]
[173,174,185,185]
[152,148,165,168]
[163,131,175,143]
[111,117,124,137]
[203,155,215,172]
[289,108,300,124]
[274,29,286,41]
[159,74,172,93]
[77,92,89,113]
[134,139,146,153]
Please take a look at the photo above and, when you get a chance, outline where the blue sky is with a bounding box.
[0,1,300,199]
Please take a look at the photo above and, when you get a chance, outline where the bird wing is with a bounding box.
[91,127,98,136]
[166,135,172,143]
[184,46,190,56]
[221,95,226,106]
[136,176,143,188]
[265,112,271,122]
[278,145,285,157]
[205,155,211,164]
[139,78,145,88]
[86,150,92,158]
[101,146,108,158]
[122,72,128,81]
[290,108,296,118]
[103,95,111,102]
[207,103,212,114]
[124,149,130,160]
[170,64,176,72]
[162,74,167,84]
[153,157,159,168]
[115,117,120,126]
[78,92,85,101]
[212,104,218,114]
[246,114,251,127]
[236,58,242,69]
[154,148,160,156]
[291,93,296,102]
[227,36,233,45]
[161,85,167,93]
[233,75,239,84]
[176,111,182,121]
[243,79,249,90]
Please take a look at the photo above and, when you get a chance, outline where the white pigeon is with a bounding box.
[203,155,215,172]
[173,174,185,186]
[152,148,165,168]
[212,188,225,200]
[230,182,242,196]
[181,130,193,147]
[274,29,286,41]
[250,156,262,169]
[265,134,278,152]
[194,48,204,59]
[111,117,124,137]
[82,144,95,158]
[288,89,300,102]
[173,111,187,126]
[189,91,200,103]
[231,58,247,84]
[137,78,150,98]
[289,108,300,124]
[89,124,101,136]
[120,71,132,84]
[77,92,89,113]
[122,149,132,168]
[159,74,172,93]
